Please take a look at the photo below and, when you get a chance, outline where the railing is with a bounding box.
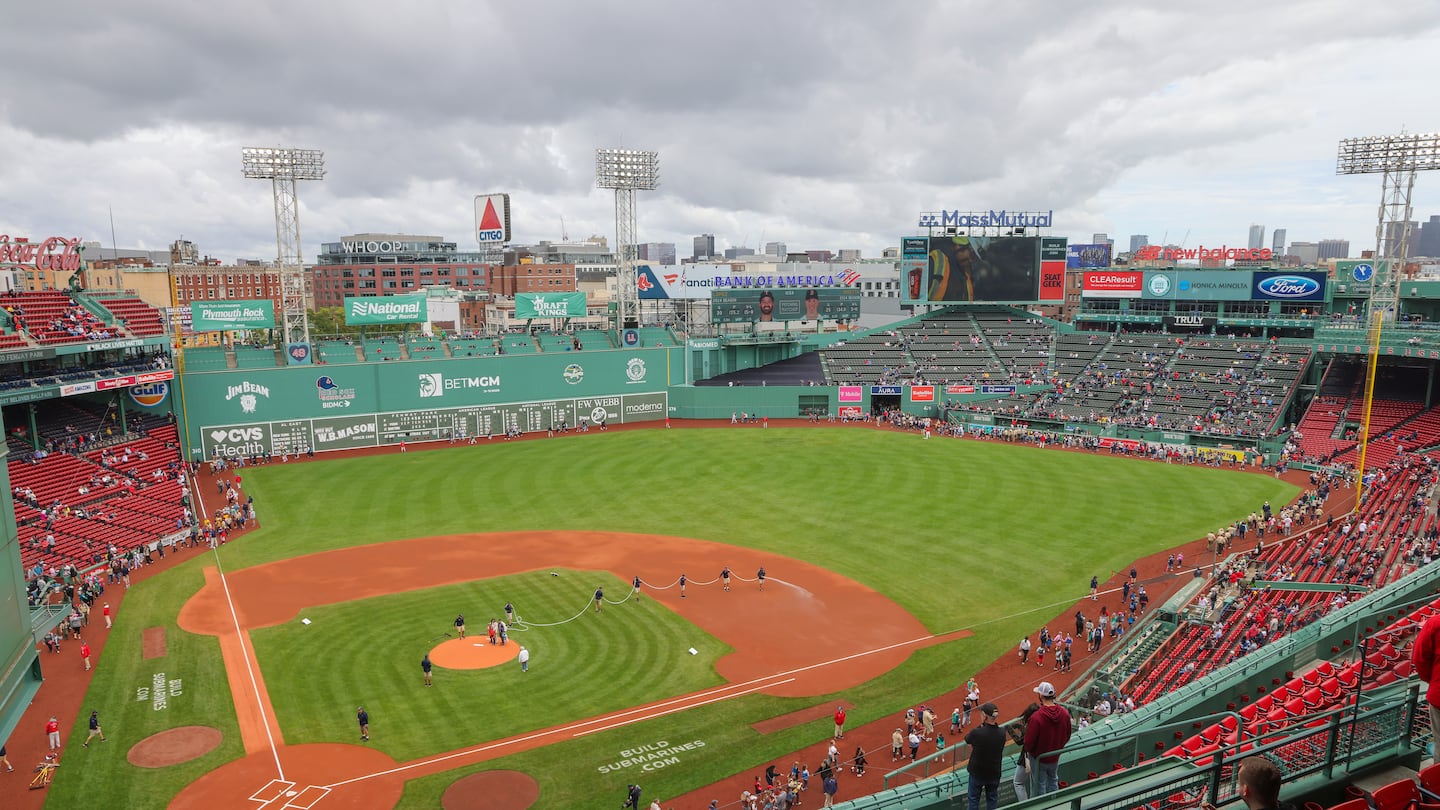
[841,681,1428,810]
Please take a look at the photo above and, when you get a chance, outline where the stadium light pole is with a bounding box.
[596,148,659,331]
[1336,132,1440,509]
[242,146,326,354]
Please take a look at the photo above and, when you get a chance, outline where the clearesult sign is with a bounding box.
[515,291,586,319]
[191,299,276,331]
[345,294,428,325]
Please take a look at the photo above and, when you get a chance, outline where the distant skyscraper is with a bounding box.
[1091,233,1110,246]
[1272,229,1286,255]
[637,242,676,265]
[881,246,901,259]
[692,234,715,260]
[1129,234,1149,253]
[722,246,755,260]
[806,249,834,263]
[1418,216,1440,258]
[1317,239,1350,260]
[1248,225,1265,250]
[837,249,861,262]
[1289,241,1320,264]
[763,241,787,257]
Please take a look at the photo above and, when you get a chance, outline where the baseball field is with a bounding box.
[44,425,1299,808]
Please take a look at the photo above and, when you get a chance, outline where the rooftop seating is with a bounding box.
[94,295,166,337]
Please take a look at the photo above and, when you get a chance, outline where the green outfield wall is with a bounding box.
[178,348,681,458]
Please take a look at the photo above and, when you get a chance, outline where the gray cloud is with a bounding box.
[2,0,1439,262]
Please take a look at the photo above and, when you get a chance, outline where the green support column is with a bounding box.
[118,393,129,436]
[26,403,39,452]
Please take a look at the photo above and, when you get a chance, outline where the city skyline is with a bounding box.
[1,1,1438,266]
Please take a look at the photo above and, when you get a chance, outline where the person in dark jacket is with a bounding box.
[965,702,1006,810]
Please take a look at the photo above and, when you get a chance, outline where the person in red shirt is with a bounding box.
[45,716,60,750]
[102,603,113,629]
[833,706,847,740]
[1411,612,1440,735]
[80,640,92,671]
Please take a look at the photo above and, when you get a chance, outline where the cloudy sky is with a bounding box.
[3,0,1439,264]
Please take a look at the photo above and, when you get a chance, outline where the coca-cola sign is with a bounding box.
[0,235,83,272]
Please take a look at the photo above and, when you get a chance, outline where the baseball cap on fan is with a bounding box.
[1034,682,1057,698]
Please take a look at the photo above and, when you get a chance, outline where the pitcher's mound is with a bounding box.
[128,725,223,768]
[443,770,539,810]
[430,637,521,670]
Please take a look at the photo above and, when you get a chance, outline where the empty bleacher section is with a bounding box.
[92,294,166,337]
[232,346,280,369]
[819,332,913,385]
[406,337,444,360]
[361,337,404,362]
[315,339,363,364]
[577,329,615,349]
[446,337,499,358]
[633,326,680,347]
[180,347,231,371]
[1285,359,1440,469]
[498,334,537,354]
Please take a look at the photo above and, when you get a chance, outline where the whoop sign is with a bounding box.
[344,295,428,324]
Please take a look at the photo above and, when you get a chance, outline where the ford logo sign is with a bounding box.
[1257,276,1320,298]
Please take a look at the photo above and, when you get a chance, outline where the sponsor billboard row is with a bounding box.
[1082,270,1328,301]
[636,264,865,300]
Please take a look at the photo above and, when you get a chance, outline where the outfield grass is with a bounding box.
[57,427,1300,808]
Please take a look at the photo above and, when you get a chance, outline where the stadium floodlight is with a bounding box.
[596,148,659,330]
[1336,132,1440,509]
[242,147,326,358]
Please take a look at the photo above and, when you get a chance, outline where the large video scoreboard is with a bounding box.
[901,235,1067,304]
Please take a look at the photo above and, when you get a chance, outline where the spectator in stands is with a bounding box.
[1412,608,1440,740]
[964,702,1005,810]
[1022,682,1072,796]
[1234,756,1292,810]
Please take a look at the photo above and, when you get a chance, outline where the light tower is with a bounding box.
[242,146,326,359]
[595,148,659,330]
[1336,131,1440,508]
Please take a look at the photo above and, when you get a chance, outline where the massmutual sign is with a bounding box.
[344,294,428,325]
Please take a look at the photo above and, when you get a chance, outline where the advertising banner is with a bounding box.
[515,292,587,319]
[1142,271,1254,301]
[1039,259,1066,302]
[1082,271,1143,298]
[198,391,669,457]
[637,263,865,300]
[838,406,864,418]
[1066,243,1113,269]
[980,385,1016,395]
[903,235,1042,304]
[1251,271,1326,302]
[946,384,975,394]
[871,385,902,395]
[190,299,277,331]
[909,385,935,402]
[1163,315,1218,331]
[344,294,428,324]
[838,386,863,403]
[709,288,860,323]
